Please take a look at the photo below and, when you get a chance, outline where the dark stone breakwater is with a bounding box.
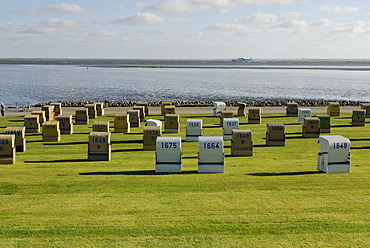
[32,99,365,108]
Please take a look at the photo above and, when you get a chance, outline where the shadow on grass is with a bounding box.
[246,171,321,176]
[284,123,300,126]
[43,142,87,145]
[112,140,142,144]
[253,144,268,148]
[336,117,351,119]
[112,148,142,152]
[350,138,370,141]
[203,125,221,129]
[184,116,215,119]
[331,124,352,128]
[8,119,24,122]
[79,170,198,175]
[351,146,370,150]
[262,115,287,118]
[286,136,305,140]
[26,140,42,143]
[123,132,144,135]
[286,132,302,135]
[25,159,89,163]
[72,132,91,135]
[25,133,41,136]
[183,156,197,159]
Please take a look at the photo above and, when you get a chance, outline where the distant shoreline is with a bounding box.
[2,58,370,71]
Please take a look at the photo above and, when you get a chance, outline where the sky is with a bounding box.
[1,0,370,59]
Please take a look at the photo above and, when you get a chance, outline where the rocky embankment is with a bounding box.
[32,99,364,108]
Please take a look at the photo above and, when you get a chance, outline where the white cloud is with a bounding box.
[327,21,370,37]
[273,19,308,29]
[19,3,86,16]
[136,0,196,12]
[220,8,229,14]
[236,12,304,24]
[193,0,234,8]
[185,31,204,37]
[22,26,56,35]
[205,22,258,35]
[205,22,251,31]
[19,7,42,17]
[20,18,91,37]
[137,0,294,12]
[117,4,125,10]
[320,4,358,13]
[44,3,86,14]
[310,19,331,28]
[114,13,164,25]
[93,30,118,37]
[0,23,19,30]
[237,0,294,6]
[40,18,81,28]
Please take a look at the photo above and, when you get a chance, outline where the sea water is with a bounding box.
[1,62,370,106]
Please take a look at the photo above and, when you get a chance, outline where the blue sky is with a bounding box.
[1,0,370,59]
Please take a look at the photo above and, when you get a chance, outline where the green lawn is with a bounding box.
[0,112,369,247]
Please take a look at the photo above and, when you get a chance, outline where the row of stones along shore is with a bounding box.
[32,100,365,108]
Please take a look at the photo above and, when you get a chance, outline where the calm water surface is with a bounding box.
[1,64,370,106]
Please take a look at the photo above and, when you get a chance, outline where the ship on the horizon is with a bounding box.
[231,57,256,62]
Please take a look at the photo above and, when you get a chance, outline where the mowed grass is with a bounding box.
[0,111,369,247]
